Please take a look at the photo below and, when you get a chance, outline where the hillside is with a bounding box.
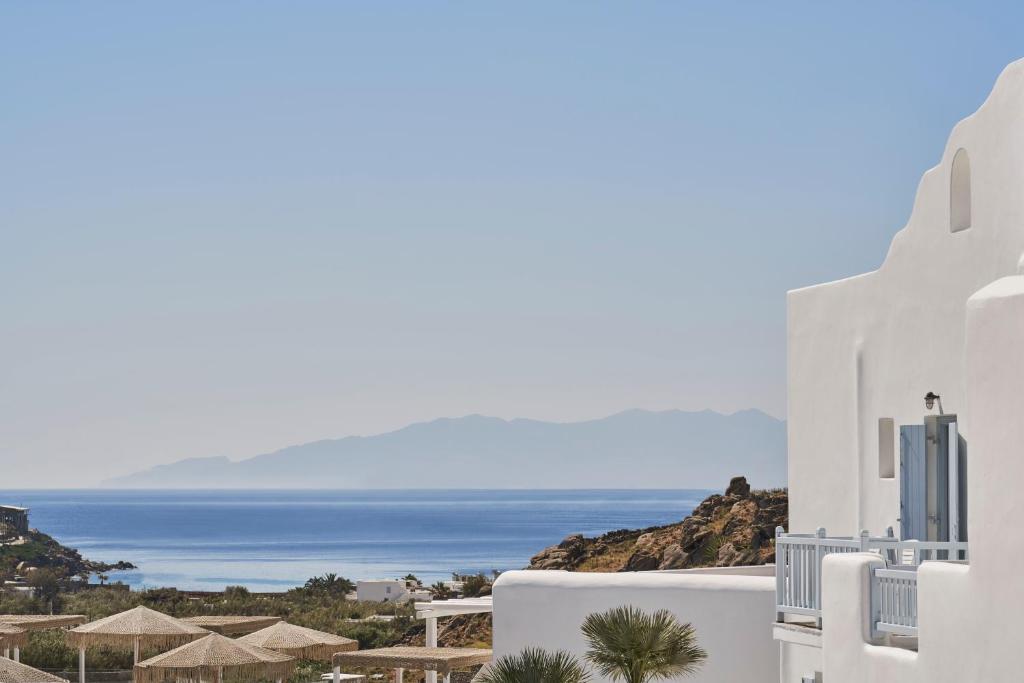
[105,409,786,488]
[0,529,135,579]
[528,476,787,571]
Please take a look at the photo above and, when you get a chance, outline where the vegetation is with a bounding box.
[0,530,134,579]
[478,648,589,683]
[581,606,706,683]
[429,582,451,599]
[0,577,415,674]
[302,573,356,597]
[457,573,491,598]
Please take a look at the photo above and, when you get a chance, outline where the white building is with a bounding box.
[356,579,408,603]
[494,58,1024,683]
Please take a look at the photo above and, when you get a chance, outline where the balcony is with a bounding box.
[775,526,968,635]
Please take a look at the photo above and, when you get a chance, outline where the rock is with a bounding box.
[528,533,592,570]
[658,544,687,569]
[621,549,660,572]
[527,477,788,573]
[725,476,751,498]
[682,528,714,553]
[716,542,743,566]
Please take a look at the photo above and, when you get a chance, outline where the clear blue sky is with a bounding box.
[2,3,1021,486]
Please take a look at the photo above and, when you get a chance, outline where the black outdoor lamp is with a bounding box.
[924,391,943,414]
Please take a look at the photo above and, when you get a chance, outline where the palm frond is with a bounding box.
[478,647,590,683]
[581,606,707,683]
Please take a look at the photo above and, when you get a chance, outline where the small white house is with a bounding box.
[355,579,408,603]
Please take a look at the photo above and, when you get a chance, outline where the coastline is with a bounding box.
[0,488,713,592]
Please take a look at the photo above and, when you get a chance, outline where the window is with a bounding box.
[950,148,971,232]
[879,418,895,478]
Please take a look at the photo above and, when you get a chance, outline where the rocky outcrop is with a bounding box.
[400,612,492,649]
[528,477,787,572]
[0,529,136,580]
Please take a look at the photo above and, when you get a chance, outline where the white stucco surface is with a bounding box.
[355,579,407,602]
[787,59,1024,537]
[811,267,1024,683]
[777,639,821,683]
[492,570,777,683]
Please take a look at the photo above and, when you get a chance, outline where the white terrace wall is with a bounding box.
[492,570,777,683]
[788,59,1024,536]
[819,275,1024,682]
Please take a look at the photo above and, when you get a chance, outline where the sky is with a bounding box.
[2,2,1022,487]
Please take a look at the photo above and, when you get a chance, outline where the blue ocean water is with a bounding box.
[0,489,712,592]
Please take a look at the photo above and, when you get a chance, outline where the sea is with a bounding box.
[0,489,712,592]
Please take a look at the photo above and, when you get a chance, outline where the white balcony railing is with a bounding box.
[871,566,919,637]
[775,526,967,627]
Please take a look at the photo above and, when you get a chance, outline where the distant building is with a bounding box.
[356,579,408,602]
[0,506,29,538]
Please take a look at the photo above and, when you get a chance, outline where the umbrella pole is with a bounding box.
[79,647,86,683]
[134,637,140,664]
[13,647,19,662]
[2,647,8,658]
[333,665,341,683]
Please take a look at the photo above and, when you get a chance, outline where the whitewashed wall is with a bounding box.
[355,580,407,602]
[813,262,1024,682]
[787,59,1024,537]
[492,570,777,683]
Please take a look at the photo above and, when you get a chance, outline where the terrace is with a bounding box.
[774,527,968,639]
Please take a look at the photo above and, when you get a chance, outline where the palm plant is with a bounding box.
[478,647,590,683]
[429,581,452,600]
[581,606,707,683]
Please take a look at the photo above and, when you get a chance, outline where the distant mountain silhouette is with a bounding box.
[103,409,787,489]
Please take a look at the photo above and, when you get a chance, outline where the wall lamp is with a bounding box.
[925,391,944,414]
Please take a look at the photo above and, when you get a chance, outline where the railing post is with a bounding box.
[775,526,785,622]
[425,616,438,683]
[814,527,825,628]
[859,529,870,552]
[869,567,881,640]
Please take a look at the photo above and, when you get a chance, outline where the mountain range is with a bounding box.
[103,409,787,489]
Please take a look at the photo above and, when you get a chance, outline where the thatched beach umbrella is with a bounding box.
[0,617,86,632]
[238,622,357,660]
[133,633,295,683]
[66,606,209,683]
[0,656,68,683]
[0,624,28,661]
[0,614,87,664]
[180,617,281,637]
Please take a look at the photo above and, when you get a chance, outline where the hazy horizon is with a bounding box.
[4,3,1021,486]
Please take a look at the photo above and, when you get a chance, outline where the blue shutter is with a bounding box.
[900,425,927,540]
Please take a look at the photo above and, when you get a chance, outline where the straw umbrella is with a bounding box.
[180,617,281,637]
[0,617,86,632]
[239,621,357,659]
[0,616,87,663]
[240,622,356,683]
[0,656,68,683]
[66,606,209,683]
[134,633,295,683]
[0,625,28,662]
